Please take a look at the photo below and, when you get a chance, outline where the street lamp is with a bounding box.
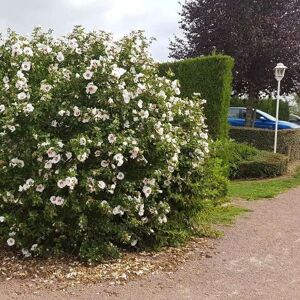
[274,63,287,153]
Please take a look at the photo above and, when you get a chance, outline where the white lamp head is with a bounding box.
[274,63,287,81]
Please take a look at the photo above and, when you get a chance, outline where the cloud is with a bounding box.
[104,0,147,21]
[64,0,99,8]
[0,0,181,61]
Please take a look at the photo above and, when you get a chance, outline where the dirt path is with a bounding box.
[1,186,300,300]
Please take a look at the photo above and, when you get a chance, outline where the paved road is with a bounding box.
[2,187,300,299]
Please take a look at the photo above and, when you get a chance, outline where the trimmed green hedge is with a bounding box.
[159,55,234,140]
[231,97,290,121]
[217,140,288,179]
[236,151,288,179]
[221,141,288,179]
[230,127,300,161]
[222,141,259,178]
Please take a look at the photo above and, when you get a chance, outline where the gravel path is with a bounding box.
[2,186,300,300]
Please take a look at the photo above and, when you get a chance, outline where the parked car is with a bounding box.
[289,114,300,125]
[228,107,300,130]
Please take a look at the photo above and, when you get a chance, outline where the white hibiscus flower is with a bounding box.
[123,90,131,104]
[23,103,34,113]
[11,43,22,55]
[112,205,124,216]
[56,52,64,62]
[113,153,123,162]
[40,83,52,93]
[26,178,35,186]
[94,150,101,157]
[52,154,61,164]
[31,244,38,251]
[77,152,88,162]
[130,147,140,159]
[98,181,106,189]
[137,100,143,108]
[108,133,116,144]
[68,38,78,49]
[55,196,65,206]
[36,184,45,193]
[73,106,81,117]
[44,161,53,169]
[100,200,108,207]
[86,83,98,94]
[10,158,25,168]
[101,160,109,168]
[57,179,66,189]
[79,137,86,146]
[131,239,138,246]
[168,165,175,173]
[23,47,33,56]
[17,92,27,100]
[46,148,56,158]
[21,61,31,71]
[50,196,56,204]
[142,186,152,198]
[50,196,65,206]
[7,238,15,247]
[111,66,126,79]
[65,177,78,190]
[116,172,125,180]
[83,70,93,80]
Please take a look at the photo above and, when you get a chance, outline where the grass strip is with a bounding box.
[228,168,300,200]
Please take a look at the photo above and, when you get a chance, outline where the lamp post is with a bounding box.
[274,63,287,153]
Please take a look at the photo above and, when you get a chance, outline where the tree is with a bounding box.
[170,0,300,126]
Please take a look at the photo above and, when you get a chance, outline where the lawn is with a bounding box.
[198,204,249,225]
[192,201,250,238]
[228,168,300,200]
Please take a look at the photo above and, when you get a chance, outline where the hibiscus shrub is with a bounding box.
[0,27,225,261]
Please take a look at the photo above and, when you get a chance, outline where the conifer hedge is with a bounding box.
[159,55,234,140]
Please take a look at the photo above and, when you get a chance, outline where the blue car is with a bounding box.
[228,107,300,130]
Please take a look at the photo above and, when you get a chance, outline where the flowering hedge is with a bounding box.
[0,27,220,261]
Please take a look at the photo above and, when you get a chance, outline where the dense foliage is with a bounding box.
[222,141,288,179]
[159,55,234,140]
[170,0,300,125]
[236,151,288,179]
[0,27,227,261]
[230,126,300,161]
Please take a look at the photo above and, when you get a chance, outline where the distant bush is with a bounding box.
[0,27,228,262]
[223,141,259,178]
[237,151,288,179]
[230,127,300,161]
[159,55,234,140]
[221,141,288,179]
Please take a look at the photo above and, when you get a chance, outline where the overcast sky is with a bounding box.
[0,0,182,61]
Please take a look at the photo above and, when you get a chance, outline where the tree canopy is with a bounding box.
[170,0,300,100]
